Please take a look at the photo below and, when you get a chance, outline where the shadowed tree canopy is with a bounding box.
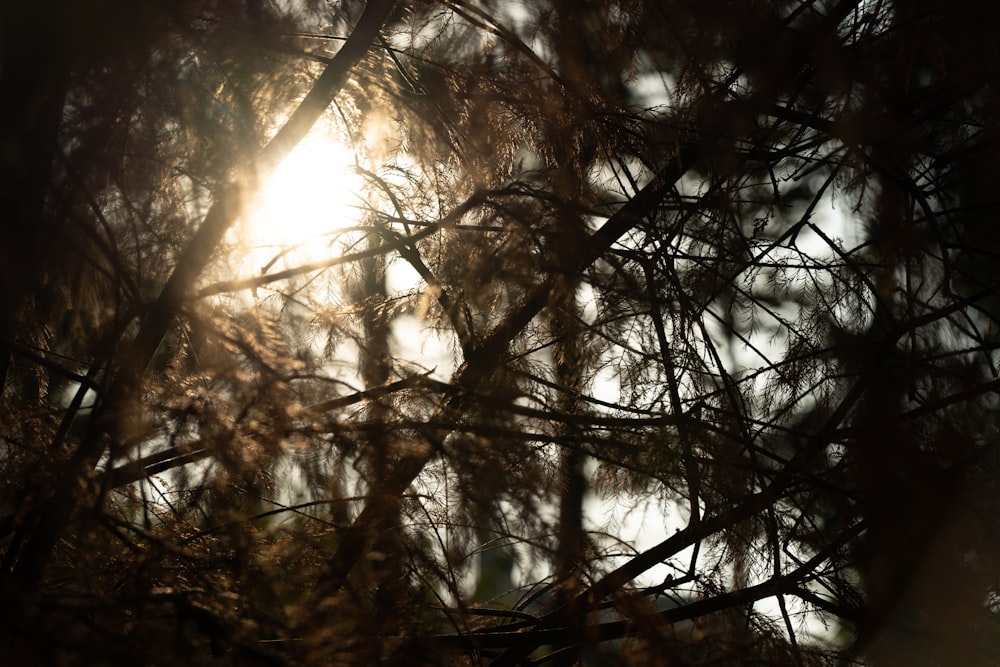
[1,0,999,664]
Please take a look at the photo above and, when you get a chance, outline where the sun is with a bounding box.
[241,123,366,275]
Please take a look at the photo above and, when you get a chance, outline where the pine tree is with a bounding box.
[1,1,998,664]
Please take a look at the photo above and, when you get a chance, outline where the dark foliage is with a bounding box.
[1,0,998,664]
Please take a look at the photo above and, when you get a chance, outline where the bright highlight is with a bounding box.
[243,125,365,274]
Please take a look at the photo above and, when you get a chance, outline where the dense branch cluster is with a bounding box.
[1,0,998,664]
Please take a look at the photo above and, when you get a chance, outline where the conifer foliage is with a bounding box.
[1,0,998,664]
